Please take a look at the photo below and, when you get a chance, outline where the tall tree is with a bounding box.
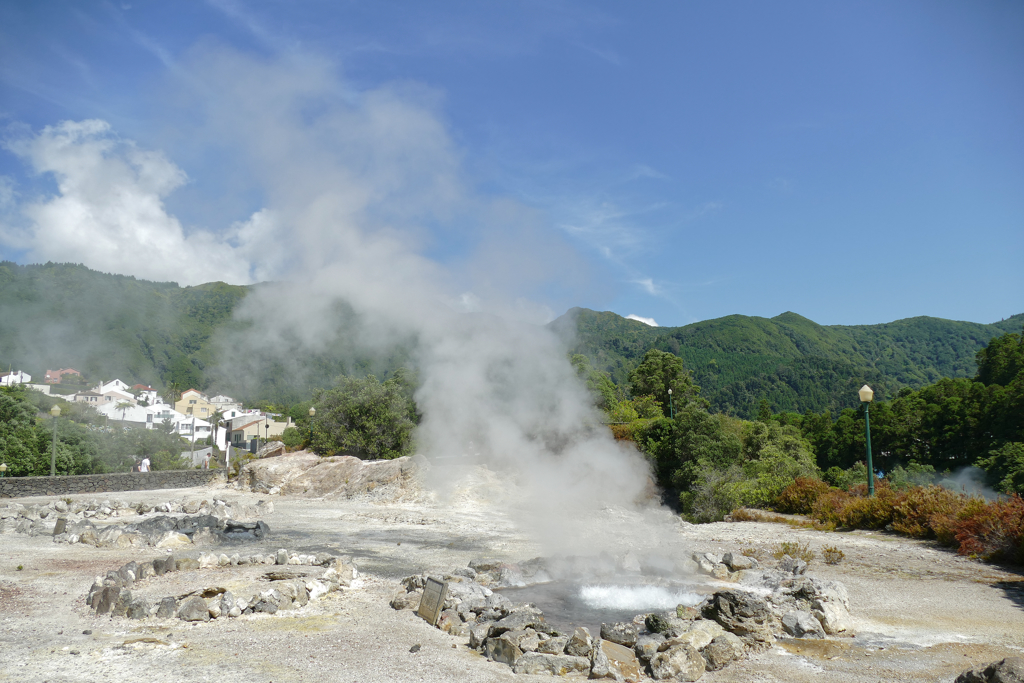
[629,349,699,416]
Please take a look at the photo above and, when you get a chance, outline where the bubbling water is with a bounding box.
[578,584,703,612]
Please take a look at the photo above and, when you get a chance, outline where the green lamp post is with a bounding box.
[668,388,674,419]
[49,403,61,477]
[859,384,875,497]
[308,406,316,445]
[0,462,7,477]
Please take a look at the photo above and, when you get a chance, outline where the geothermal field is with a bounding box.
[1,453,1022,683]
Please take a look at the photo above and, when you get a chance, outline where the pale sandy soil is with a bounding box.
[1,478,1022,683]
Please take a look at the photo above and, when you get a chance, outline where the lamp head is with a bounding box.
[309,407,316,417]
[0,463,7,473]
[859,385,874,403]
[668,388,672,395]
[50,404,61,417]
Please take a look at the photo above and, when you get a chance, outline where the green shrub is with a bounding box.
[886,462,938,490]
[810,489,851,530]
[775,477,831,514]
[771,541,814,563]
[822,546,845,565]
[837,483,897,529]
[280,427,304,449]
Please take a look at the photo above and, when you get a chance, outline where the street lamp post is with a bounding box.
[859,384,875,497]
[308,407,316,446]
[668,388,674,419]
[49,404,61,477]
[0,462,7,477]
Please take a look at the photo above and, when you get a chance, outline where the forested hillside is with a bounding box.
[551,307,1023,417]
[1,263,1019,414]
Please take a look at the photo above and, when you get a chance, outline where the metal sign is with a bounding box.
[417,578,448,626]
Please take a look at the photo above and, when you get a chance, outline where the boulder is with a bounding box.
[111,589,132,617]
[94,586,120,615]
[512,652,590,676]
[537,635,569,655]
[782,610,825,639]
[956,657,1024,683]
[503,628,542,653]
[437,609,466,636]
[590,639,642,682]
[702,633,745,671]
[702,590,779,648]
[469,621,493,650]
[779,555,808,575]
[490,607,547,636]
[645,613,672,634]
[601,621,639,647]
[634,634,665,663]
[661,620,725,651]
[812,601,851,635]
[156,597,177,619]
[650,643,705,682]
[178,596,211,622]
[722,553,757,571]
[127,597,151,620]
[564,626,593,658]
[484,634,523,666]
[156,531,192,548]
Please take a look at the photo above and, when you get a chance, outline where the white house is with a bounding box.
[0,370,31,386]
[209,394,242,413]
[93,379,132,395]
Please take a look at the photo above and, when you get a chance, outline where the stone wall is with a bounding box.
[0,469,225,499]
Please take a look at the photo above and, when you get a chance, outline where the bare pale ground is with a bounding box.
[2,472,1023,683]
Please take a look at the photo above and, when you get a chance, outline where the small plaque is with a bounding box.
[417,578,448,626]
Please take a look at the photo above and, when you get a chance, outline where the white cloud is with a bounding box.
[626,314,658,326]
[2,119,255,285]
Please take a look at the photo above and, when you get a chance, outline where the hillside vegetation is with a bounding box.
[552,307,1023,417]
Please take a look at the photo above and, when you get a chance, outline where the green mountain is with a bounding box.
[550,307,1024,417]
[0,261,248,395]
[2,262,1019,416]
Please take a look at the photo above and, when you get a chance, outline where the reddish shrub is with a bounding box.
[609,424,635,442]
[775,477,831,514]
[953,495,1024,563]
[810,489,851,529]
[838,485,897,529]
[891,486,971,539]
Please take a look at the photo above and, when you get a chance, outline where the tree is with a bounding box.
[629,349,699,417]
[570,354,618,411]
[976,330,1024,387]
[308,373,418,460]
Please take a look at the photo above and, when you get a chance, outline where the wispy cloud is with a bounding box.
[631,277,661,295]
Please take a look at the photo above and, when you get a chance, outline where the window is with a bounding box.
[189,399,196,404]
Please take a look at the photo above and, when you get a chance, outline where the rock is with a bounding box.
[111,589,132,617]
[702,633,745,671]
[650,643,705,681]
[437,609,466,636]
[156,531,192,548]
[94,586,120,614]
[484,634,523,666]
[176,558,199,571]
[52,518,67,535]
[538,635,569,655]
[256,441,286,458]
[812,601,851,634]
[564,626,593,658]
[178,596,211,622]
[722,553,757,571]
[276,548,288,565]
[490,607,547,636]
[136,562,154,580]
[503,628,542,653]
[702,590,778,648]
[779,555,807,575]
[127,597,150,620]
[182,500,204,514]
[156,597,177,618]
[694,554,718,575]
[306,580,329,601]
[469,621,493,650]
[600,621,639,647]
[634,634,665,663]
[661,620,725,651]
[956,657,1024,683]
[645,613,672,634]
[590,639,643,682]
[782,610,825,638]
[513,652,590,676]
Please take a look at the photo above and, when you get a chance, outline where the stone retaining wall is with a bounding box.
[0,469,225,498]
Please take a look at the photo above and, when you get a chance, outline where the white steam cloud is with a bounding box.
[626,314,658,326]
[1,45,662,554]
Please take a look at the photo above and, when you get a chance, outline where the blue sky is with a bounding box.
[0,0,1021,328]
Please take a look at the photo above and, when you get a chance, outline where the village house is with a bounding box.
[0,370,31,386]
[175,388,217,420]
[44,368,81,384]
[227,413,293,449]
